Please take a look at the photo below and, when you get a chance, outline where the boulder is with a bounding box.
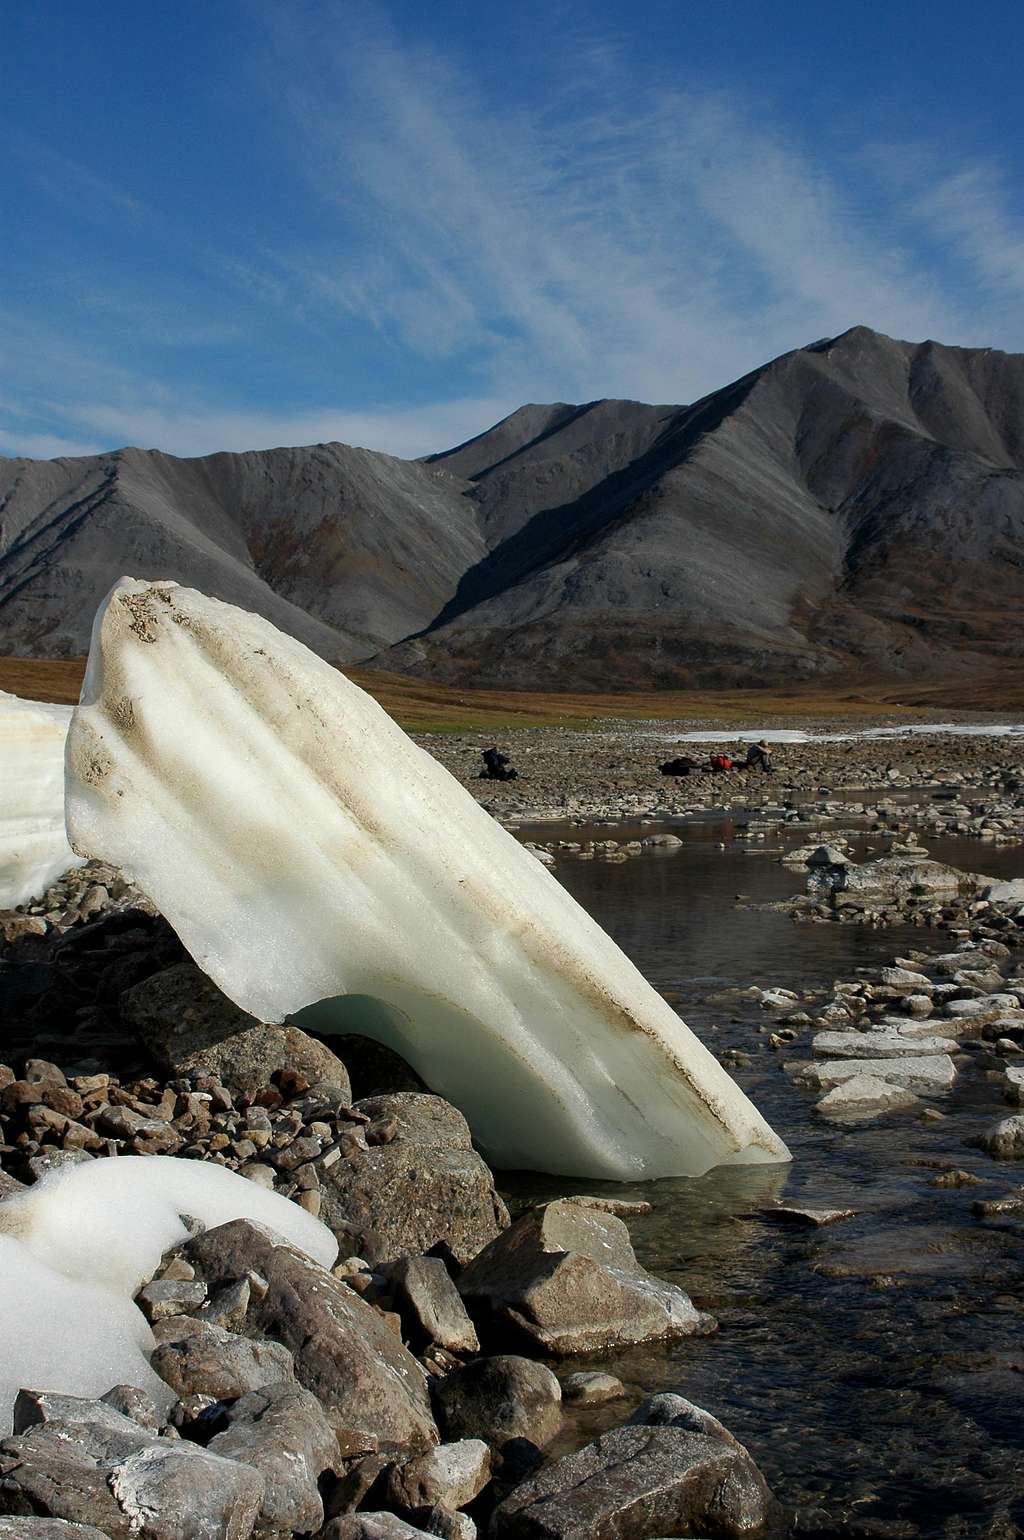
[121,960,351,1099]
[182,1219,438,1452]
[322,1516,435,1540]
[207,1381,339,1534]
[0,1419,264,1540]
[318,1095,509,1266]
[790,1056,956,1095]
[816,1074,920,1118]
[813,857,980,908]
[456,1200,712,1354]
[490,1422,774,1540]
[386,1256,480,1354]
[431,1357,562,1450]
[150,1318,296,1401]
[810,1031,957,1059]
[559,1373,626,1407]
[385,1440,492,1511]
[978,1115,1024,1160]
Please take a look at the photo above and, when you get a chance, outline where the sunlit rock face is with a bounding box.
[66,578,790,1180]
[0,689,84,907]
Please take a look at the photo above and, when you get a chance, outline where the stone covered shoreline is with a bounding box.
[2,723,1024,1538]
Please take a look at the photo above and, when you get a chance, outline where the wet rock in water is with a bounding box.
[206,1380,339,1534]
[973,1187,1024,1217]
[0,1416,264,1539]
[810,1030,957,1059]
[977,1114,1024,1160]
[181,1219,438,1451]
[385,1255,480,1355]
[559,1372,627,1406]
[121,960,351,1100]
[431,1357,563,1450]
[791,1055,955,1095]
[1003,1064,1024,1104]
[816,1074,921,1118]
[457,1199,712,1354]
[760,1204,857,1226]
[319,1094,509,1266]
[385,1439,492,1511]
[490,1419,775,1540]
[560,1194,653,1218]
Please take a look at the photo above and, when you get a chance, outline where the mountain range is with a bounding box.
[3,325,1024,690]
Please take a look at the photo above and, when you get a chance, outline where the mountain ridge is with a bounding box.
[3,325,1024,690]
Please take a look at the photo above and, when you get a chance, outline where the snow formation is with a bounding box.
[0,689,83,907]
[66,578,791,1180]
[0,1155,337,1429]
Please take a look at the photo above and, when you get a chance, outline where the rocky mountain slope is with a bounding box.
[3,326,1024,689]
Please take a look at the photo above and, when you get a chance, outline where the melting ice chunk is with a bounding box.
[66,578,790,1180]
[0,689,84,907]
[0,1155,337,1429]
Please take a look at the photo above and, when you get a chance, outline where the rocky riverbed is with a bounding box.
[2,726,1024,1538]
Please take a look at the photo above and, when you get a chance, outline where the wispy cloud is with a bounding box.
[256,4,1015,406]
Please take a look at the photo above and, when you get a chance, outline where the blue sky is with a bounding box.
[3,0,1023,460]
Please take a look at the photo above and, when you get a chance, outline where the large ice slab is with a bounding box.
[0,689,84,907]
[66,578,790,1179]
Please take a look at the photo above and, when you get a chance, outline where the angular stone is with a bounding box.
[1004,1064,1024,1105]
[490,1423,775,1540]
[150,1318,295,1400]
[121,960,351,1100]
[811,1031,956,1059]
[137,1279,208,1323]
[385,1440,492,1511]
[387,1256,479,1355]
[816,1074,920,1118]
[559,1372,626,1407]
[431,1357,562,1450]
[108,1439,264,1539]
[979,1114,1024,1160]
[457,1200,711,1353]
[791,1056,956,1095]
[0,1420,264,1540]
[760,1205,857,1227]
[208,1381,339,1534]
[322,1515,435,1540]
[183,1220,437,1452]
[319,1095,509,1266]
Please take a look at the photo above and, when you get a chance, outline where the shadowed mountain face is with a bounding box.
[3,327,1024,689]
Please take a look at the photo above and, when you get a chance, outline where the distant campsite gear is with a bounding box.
[659,755,705,777]
[480,746,518,781]
[709,753,733,772]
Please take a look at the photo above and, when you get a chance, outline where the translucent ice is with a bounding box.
[66,578,790,1180]
[0,1155,337,1429]
[0,689,83,907]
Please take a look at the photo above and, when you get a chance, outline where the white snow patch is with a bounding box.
[0,1156,338,1430]
[659,724,1024,744]
[65,578,789,1180]
[0,689,84,907]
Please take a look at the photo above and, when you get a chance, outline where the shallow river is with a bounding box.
[503,809,1024,1539]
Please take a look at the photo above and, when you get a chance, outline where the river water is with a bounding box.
[504,808,1024,1539]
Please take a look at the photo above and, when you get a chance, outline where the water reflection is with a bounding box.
[500,816,1024,1538]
